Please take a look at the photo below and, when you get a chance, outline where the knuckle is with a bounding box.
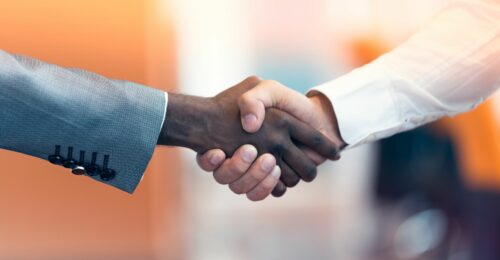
[303,165,318,182]
[271,112,289,128]
[260,179,276,192]
[279,118,289,128]
[229,183,246,195]
[280,167,300,187]
[271,185,286,197]
[238,93,253,107]
[260,153,277,166]
[248,172,263,183]
[213,171,229,185]
[312,134,324,146]
[246,75,261,84]
[306,150,327,165]
[245,169,267,186]
[247,193,264,202]
[238,93,248,104]
[284,175,300,187]
[196,154,210,169]
[272,142,287,153]
[213,161,245,185]
[227,157,249,175]
[248,181,275,201]
[321,143,340,159]
[197,161,211,172]
[329,147,340,158]
[290,178,301,187]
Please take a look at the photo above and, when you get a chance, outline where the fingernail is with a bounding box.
[210,153,223,165]
[242,114,257,129]
[242,146,257,163]
[271,166,281,179]
[261,156,275,172]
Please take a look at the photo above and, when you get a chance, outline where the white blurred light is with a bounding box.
[171,0,254,97]
[394,209,447,259]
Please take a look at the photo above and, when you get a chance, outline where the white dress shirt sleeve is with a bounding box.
[309,0,500,149]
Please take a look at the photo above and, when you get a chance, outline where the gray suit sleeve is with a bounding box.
[0,49,166,193]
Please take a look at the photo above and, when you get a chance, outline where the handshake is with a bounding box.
[157,76,346,201]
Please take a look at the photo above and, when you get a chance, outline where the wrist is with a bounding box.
[157,93,214,151]
[308,93,347,150]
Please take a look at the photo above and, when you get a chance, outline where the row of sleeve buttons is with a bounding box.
[48,145,116,181]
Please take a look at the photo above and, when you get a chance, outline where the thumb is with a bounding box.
[238,80,313,133]
[238,92,266,133]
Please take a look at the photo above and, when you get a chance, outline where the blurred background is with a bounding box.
[0,0,499,259]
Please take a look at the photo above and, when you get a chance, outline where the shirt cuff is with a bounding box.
[308,64,401,149]
[160,92,169,131]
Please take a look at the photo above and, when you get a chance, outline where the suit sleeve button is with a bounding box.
[48,145,64,165]
[48,155,64,165]
[86,164,101,176]
[62,159,77,169]
[100,169,116,181]
[63,147,76,168]
[71,165,86,175]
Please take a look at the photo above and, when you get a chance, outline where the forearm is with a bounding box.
[377,0,500,115]
[0,49,166,193]
[310,0,500,148]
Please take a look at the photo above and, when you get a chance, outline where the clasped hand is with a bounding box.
[159,76,345,201]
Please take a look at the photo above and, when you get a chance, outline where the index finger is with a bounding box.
[287,117,340,160]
